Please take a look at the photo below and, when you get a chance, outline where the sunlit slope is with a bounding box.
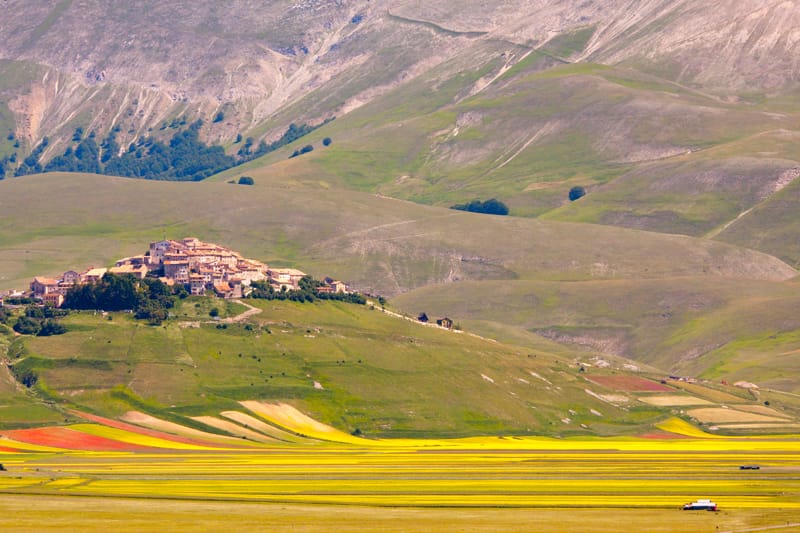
[11,299,672,437]
[543,130,800,242]
[229,57,796,219]
[0,325,71,428]
[392,277,800,394]
[711,157,800,269]
[0,173,794,296]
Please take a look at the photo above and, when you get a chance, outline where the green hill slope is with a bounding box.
[10,297,798,437]
[2,172,799,403]
[225,53,800,246]
[391,277,800,395]
[7,298,675,437]
[0,173,794,296]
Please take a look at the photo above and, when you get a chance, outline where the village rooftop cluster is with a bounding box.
[24,237,349,307]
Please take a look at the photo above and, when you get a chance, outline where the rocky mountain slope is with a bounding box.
[1,1,798,153]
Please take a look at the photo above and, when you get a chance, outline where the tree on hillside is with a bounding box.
[64,273,177,322]
[451,198,509,216]
[569,186,586,201]
[13,316,41,335]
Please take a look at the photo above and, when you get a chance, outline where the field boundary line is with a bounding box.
[721,522,800,533]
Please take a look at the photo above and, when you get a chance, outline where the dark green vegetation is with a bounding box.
[451,198,509,216]
[568,186,586,202]
[12,121,327,182]
[249,276,366,305]
[64,273,180,324]
[10,305,68,337]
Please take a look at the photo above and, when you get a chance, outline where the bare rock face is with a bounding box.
[391,0,800,92]
[1,0,799,151]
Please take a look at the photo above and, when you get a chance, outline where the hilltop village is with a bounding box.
[26,238,349,307]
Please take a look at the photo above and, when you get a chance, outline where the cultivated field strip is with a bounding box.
[1,441,798,510]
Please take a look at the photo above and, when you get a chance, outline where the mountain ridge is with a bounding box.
[2,1,799,152]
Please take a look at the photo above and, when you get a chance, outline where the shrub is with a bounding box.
[38,319,67,336]
[322,137,332,146]
[569,186,586,201]
[451,198,509,216]
[13,316,41,335]
[237,176,254,185]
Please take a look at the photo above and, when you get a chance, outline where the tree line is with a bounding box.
[249,276,366,305]
[1,304,69,336]
[13,118,333,182]
[63,273,181,325]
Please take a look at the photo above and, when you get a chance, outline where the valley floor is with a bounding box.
[2,496,799,533]
[1,427,798,532]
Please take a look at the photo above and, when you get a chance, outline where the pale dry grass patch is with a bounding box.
[639,395,713,406]
[734,405,792,418]
[687,408,787,424]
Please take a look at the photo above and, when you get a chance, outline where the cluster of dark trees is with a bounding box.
[289,144,314,158]
[37,122,235,181]
[63,273,182,324]
[451,198,509,216]
[14,118,334,182]
[240,120,332,160]
[14,137,49,176]
[10,305,69,336]
[249,276,366,305]
[288,136,332,159]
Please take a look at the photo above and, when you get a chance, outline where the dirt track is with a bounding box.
[221,300,263,323]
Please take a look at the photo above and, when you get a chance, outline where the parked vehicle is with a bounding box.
[739,465,760,470]
[683,499,717,511]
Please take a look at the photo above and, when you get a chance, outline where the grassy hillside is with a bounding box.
[224,54,800,238]
[10,297,797,437]
[391,277,800,395]
[2,172,799,402]
[3,3,799,244]
[8,298,668,437]
[544,130,800,242]
[0,173,794,296]
[0,325,73,428]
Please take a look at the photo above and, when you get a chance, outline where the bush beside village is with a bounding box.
[63,273,177,325]
[249,276,366,304]
[5,305,69,336]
